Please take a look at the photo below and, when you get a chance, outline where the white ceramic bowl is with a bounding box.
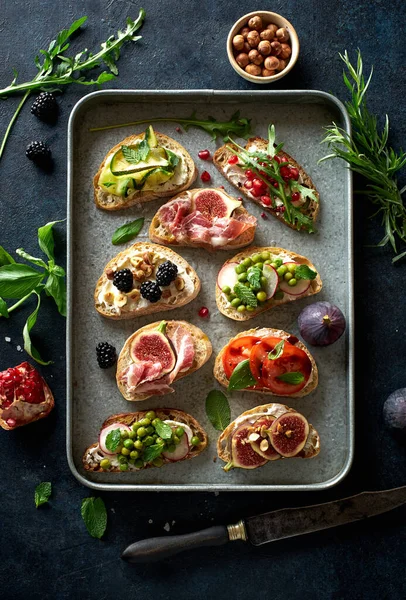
[227,11,299,84]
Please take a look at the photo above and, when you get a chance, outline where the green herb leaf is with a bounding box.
[246,266,262,290]
[233,282,258,308]
[267,124,276,156]
[294,265,317,280]
[154,419,173,440]
[102,182,115,188]
[0,298,9,318]
[277,372,305,384]
[81,497,107,539]
[0,246,15,266]
[121,144,146,165]
[35,482,52,508]
[268,340,284,361]
[23,291,52,366]
[38,220,64,260]
[143,443,165,463]
[0,264,44,299]
[205,390,231,431]
[105,429,122,453]
[291,182,319,203]
[44,273,66,316]
[111,217,144,245]
[16,248,47,269]
[289,206,317,233]
[166,148,180,168]
[227,359,257,391]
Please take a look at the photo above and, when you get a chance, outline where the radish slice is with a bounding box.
[99,423,131,455]
[262,264,278,299]
[279,264,311,296]
[217,262,239,291]
[162,433,189,461]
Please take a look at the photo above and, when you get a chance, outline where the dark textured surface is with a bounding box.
[0,1,405,598]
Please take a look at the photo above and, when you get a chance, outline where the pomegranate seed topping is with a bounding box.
[0,362,45,406]
[175,127,182,133]
[275,206,286,213]
[289,167,299,180]
[244,179,253,189]
[291,192,301,202]
[274,155,281,164]
[6,418,16,428]
[251,187,264,198]
[260,212,268,219]
[280,166,290,178]
[200,170,211,182]
[259,170,267,176]
[228,155,239,164]
[198,149,211,160]
[198,307,209,318]
[237,197,243,201]
[244,169,254,179]
[252,178,266,191]
[219,185,225,189]
[273,182,279,188]
[261,195,271,206]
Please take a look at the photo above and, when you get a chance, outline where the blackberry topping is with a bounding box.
[140,281,162,303]
[30,92,58,123]
[156,261,178,287]
[96,342,117,369]
[26,141,52,165]
[113,268,133,293]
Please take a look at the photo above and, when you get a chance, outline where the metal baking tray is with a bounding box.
[67,90,353,491]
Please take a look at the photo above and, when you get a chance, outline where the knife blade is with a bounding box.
[121,485,406,563]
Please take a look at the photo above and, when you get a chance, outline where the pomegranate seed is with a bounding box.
[289,167,299,180]
[175,127,182,133]
[260,212,268,219]
[251,187,264,198]
[6,418,16,428]
[252,178,266,191]
[228,155,239,164]
[291,192,301,202]
[273,182,279,188]
[245,169,254,179]
[200,171,211,182]
[198,149,211,160]
[274,155,281,164]
[261,195,271,206]
[198,307,209,318]
[280,166,290,178]
[237,197,243,201]
[219,185,225,189]
[259,170,267,176]
[244,179,253,189]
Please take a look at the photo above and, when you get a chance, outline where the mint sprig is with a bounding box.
[154,419,173,440]
[81,497,107,539]
[121,140,149,164]
[247,266,261,290]
[105,429,122,453]
[35,482,52,508]
[205,390,231,431]
[295,265,317,280]
[233,282,258,308]
[143,443,165,463]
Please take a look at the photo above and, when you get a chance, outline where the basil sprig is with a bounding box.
[277,372,305,384]
[227,359,257,391]
[205,390,231,431]
[111,217,144,245]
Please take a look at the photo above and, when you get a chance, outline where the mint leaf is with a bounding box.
[137,138,150,161]
[154,419,173,440]
[0,264,44,299]
[81,497,107,539]
[23,291,52,365]
[247,266,261,290]
[35,482,52,508]
[233,282,258,308]
[38,220,64,261]
[166,148,180,168]
[105,429,121,453]
[0,246,15,266]
[111,217,144,245]
[143,443,165,463]
[277,372,305,384]
[227,359,257,391]
[0,298,9,318]
[268,340,284,361]
[121,145,141,164]
[205,390,231,431]
[295,265,317,280]
[45,273,66,316]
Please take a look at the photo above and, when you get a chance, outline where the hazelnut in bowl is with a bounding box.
[227,11,299,84]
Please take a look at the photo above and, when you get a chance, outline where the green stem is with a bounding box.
[90,117,202,133]
[1,291,33,316]
[0,90,31,159]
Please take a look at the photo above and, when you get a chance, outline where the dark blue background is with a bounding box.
[0,1,405,598]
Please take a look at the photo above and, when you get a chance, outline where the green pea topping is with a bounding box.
[123,438,134,450]
[246,305,256,312]
[238,272,248,282]
[166,444,176,453]
[284,272,293,282]
[128,430,136,439]
[261,276,268,287]
[121,447,131,456]
[287,263,297,273]
[264,259,273,265]
[175,426,184,438]
[139,417,151,427]
[173,435,181,445]
[242,257,252,268]
[261,251,270,260]
[144,436,154,446]
[256,291,267,302]
[145,411,156,421]
[118,455,128,464]
[191,436,200,446]
[274,290,284,300]
[128,458,135,465]
[255,262,263,270]
[132,422,141,432]
[137,427,147,438]
[251,253,262,263]
[151,418,160,427]
[120,429,129,439]
[237,304,247,313]
[134,459,144,468]
[222,285,231,294]
[273,258,283,268]
[288,278,297,286]
[133,440,144,450]
[231,297,242,308]
[156,437,165,445]
[130,450,139,459]
[120,463,128,471]
[152,434,158,441]
[152,457,164,467]
[277,265,288,276]
[146,426,154,434]
[235,264,246,274]
[100,458,111,470]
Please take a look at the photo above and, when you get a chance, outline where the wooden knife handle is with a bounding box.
[121,525,230,563]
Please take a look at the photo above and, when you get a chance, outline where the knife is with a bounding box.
[121,485,406,563]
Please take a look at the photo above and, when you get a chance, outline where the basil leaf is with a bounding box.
[294,265,317,281]
[105,429,122,453]
[16,248,47,269]
[227,359,257,391]
[268,340,284,360]
[38,220,64,260]
[111,217,144,245]
[0,264,45,299]
[247,266,261,290]
[81,497,107,539]
[277,372,305,384]
[205,390,231,431]
[143,443,165,463]
[23,292,52,366]
[0,298,9,318]
[45,273,66,317]
[233,282,258,308]
[154,419,173,440]
[0,246,15,266]
[35,482,52,508]
[51,264,65,277]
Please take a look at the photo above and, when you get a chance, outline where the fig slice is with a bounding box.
[130,330,176,374]
[268,412,309,458]
[249,416,281,461]
[224,424,268,471]
[192,189,241,219]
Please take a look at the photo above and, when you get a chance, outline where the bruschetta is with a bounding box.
[217,403,320,471]
[94,242,200,320]
[94,126,197,211]
[83,408,208,473]
[116,320,212,401]
[216,246,322,321]
[149,188,257,251]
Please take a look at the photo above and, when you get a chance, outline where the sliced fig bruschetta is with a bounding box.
[117,320,212,401]
[217,403,320,471]
[83,408,208,473]
[214,328,318,398]
[149,188,257,251]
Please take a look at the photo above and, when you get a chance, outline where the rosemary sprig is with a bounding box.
[320,50,406,263]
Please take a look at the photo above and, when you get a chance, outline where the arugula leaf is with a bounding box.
[268,340,284,361]
[23,292,52,365]
[105,429,122,453]
[16,248,47,269]
[291,182,319,203]
[295,265,317,280]
[35,482,52,508]
[205,390,231,431]
[233,282,258,308]
[38,220,64,260]
[0,246,15,266]
[111,217,144,245]
[277,372,305,384]
[0,298,9,318]
[143,443,165,463]
[81,497,107,539]
[154,419,173,440]
[44,273,66,316]
[289,206,317,233]
[227,359,257,391]
[0,264,44,299]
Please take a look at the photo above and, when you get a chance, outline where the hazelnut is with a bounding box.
[247,30,260,48]
[140,263,153,277]
[235,53,249,68]
[232,35,245,51]
[128,289,141,301]
[103,291,114,303]
[245,63,261,76]
[248,432,260,442]
[248,49,264,66]
[260,29,274,41]
[243,41,251,53]
[161,289,171,299]
[276,59,287,72]
[260,439,269,452]
[262,68,276,77]
[270,41,282,56]
[279,43,292,60]
[266,23,278,36]
[130,256,143,269]
[248,15,263,31]
[240,26,250,39]
[105,268,114,280]
[115,293,128,308]
[175,276,185,291]
[133,269,146,281]
[258,40,272,56]
[264,56,280,71]
[276,27,290,42]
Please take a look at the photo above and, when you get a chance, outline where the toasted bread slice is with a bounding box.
[214,327,318,398]
[217,403,320,468]
[216,246,322,321]
[94,242,200,320]
[83,408,208,472]
[94,131,197,211]
[117,320,212,401]
[149,188,257,251]
[213,137,320,232]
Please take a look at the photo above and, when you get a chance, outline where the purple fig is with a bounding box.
[224,424,268,471]
[269,412,309,457]
[298,301,346,346]
[249,416,281,460]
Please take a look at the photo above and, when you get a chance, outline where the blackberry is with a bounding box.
[26,141,52,165]
[30,92,58,123]
[140,281,162,303]
[96,342,117,369]
[155,261,178,286]
[113,269,133,293]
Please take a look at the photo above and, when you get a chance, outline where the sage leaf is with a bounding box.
[268,340,284,361]
[44,273,66,317]
[16,248,47,269]
[111,217,144,245]
[0,298,9,318]
[143,443,165,463]
[277,372,305,384]
[105,429,121,453]
[154,419,173,440]
[0,264,44,299]
[0,246,15,266]
[35,482,52,508]
[23,292,52,366]
[81,497,107,539]
[37,220,64,260]
[227,359,257,391]
[205,390,231,431]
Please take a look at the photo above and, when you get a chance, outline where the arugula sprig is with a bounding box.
[0,221,66,365]
[320,50,406,263]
